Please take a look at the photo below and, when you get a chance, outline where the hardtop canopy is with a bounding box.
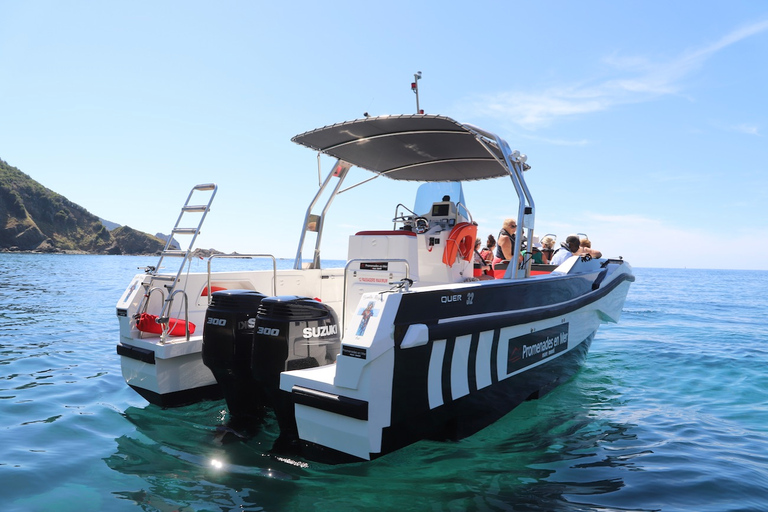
[291,114,516,182]
[292,114,535,276]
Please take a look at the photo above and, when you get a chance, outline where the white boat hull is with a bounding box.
[117,335,221,407]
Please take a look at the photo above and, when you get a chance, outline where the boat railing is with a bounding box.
[137,286,166,339]
[456,201,473,224]
[391,203,418,230]
[159,289,190,343]
[391,201,474,231]
[342,258,411,334]
[294,159,353,270]
[206,254,277,304]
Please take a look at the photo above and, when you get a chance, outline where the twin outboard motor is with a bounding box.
[202,292,341,434]
[202,290,267,428]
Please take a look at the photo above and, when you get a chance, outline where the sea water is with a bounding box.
[1,254,768,512]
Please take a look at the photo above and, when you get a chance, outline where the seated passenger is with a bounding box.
[540,235,556,264]
[529,241,544,264]
[551,235,602,265]
[550,236,578,266]
[577,237,602,259]
[480,234,496,263]
[474,238,491,274]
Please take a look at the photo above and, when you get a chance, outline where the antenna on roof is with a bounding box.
[411,71,423,114]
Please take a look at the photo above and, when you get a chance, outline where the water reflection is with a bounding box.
[105,402,309,510]
[104,364,660,511]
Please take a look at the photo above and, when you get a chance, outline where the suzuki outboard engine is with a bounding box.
[251,296,341,449]
[202,289,267,429]
[251,295,340,390]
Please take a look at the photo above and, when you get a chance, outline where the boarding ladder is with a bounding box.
[145,183,217,340]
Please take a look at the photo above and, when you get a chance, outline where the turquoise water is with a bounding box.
[2,254,768,511]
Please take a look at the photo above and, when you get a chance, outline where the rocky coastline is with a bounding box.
[1,158,187,256]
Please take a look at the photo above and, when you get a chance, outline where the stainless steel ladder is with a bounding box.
[147,183,217,339]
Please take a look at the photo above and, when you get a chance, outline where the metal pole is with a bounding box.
[412,71,422,114]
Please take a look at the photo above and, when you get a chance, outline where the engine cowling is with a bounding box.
[251,295,340,386]
[202,289,267,428]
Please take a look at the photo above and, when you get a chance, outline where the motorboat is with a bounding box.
[116,114,634,463]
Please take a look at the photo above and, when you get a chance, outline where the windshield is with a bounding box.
[413,182,467,217]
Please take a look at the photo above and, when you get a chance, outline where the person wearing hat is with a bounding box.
[550,235,602,266]
[526,239,544,264]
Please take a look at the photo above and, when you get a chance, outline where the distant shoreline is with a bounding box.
[0,249,297,261]
[1,248,157,256]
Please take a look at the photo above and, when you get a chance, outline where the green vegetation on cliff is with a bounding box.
[1,158,166,254]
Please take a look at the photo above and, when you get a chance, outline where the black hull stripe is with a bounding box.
[489,328,500,385]
[441,337,455,406]
[467,332,479,394]
[427,272,632,340]
[292,385,369,421]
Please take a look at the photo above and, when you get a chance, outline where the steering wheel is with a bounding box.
[414,216,430,233]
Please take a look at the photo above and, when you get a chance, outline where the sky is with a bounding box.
[1,1,767,270]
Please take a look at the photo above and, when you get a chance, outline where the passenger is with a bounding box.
[473,238,485,264]
[540,235,556,264]
[576,237,602,259]
[551,235,602,266]
[473,238,491,274]
[529,241,544,264]
[493,218,518,265]
[480,234,496,263]
[550,235,579,266]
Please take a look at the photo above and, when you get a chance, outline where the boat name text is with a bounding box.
[441,294,462,304]
[507,323,570,374]
[522,332,568,359]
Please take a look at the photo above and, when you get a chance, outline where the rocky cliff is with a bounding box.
[1,158,167,255]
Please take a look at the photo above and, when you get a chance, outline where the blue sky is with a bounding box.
[2,1,767,270]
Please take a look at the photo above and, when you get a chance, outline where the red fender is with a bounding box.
[136,313,196,337]
[443,222,478,267]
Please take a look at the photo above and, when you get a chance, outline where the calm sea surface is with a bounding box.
[1,254,767,511]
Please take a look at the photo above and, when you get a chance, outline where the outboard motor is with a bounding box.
[251,296,341,450]
[251,295,340,390]
[202,289,267,429]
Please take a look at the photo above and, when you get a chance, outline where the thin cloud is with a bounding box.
[729,123,760,136]
[475,19,768,130]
